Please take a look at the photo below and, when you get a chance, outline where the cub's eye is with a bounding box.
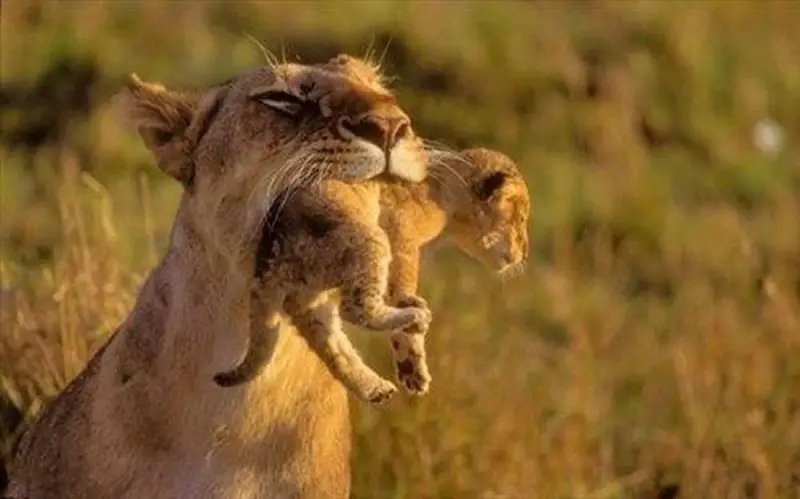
[252,90,305,116]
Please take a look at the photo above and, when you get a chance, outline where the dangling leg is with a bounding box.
[388,326,431,396]
[285,293,397,404]
[385,241,432,396]
[336,233,432,396]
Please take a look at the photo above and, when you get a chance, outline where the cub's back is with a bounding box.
[253,180,383,282]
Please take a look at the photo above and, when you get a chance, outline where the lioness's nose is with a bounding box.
[341,113,410,150]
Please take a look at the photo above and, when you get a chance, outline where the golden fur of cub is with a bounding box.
[214,146,531,404]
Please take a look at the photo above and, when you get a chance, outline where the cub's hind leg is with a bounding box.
[337,233,431,335]
[285,294,397,404]
[213,288,281,387]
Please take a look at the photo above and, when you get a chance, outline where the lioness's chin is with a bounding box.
[387,161,426,183]
[337,163,385,183]
[388,141,427,183]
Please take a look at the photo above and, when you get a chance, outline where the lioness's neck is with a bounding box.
[108,197,350,495]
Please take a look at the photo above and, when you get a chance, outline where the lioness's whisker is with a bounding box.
[267,152,317,231]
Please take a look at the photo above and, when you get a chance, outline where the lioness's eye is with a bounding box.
[252,90,304,116]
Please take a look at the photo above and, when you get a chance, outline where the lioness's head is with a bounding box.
[120,53,427,251]
[446,148,530,278]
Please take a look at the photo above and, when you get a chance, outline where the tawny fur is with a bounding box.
[212,178,432,403]
[380,147,531,384]
[215,147,531,403]
[6,54,429,499]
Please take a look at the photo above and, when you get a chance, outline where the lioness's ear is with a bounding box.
[120,73,198,185]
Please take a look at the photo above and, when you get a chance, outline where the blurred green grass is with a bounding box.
[1,1,799,497]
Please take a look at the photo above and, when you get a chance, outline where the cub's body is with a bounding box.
[217,148,531,402]
[214,179,431,402]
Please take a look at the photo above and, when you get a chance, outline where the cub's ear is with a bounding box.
[118,73,198,186]
[475,171,508,201]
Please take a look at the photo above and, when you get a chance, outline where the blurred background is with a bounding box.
[1,1,799,497]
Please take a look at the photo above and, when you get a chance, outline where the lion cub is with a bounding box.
[380,147,530,393]
[213,178,432,403]
[214,148,530,404]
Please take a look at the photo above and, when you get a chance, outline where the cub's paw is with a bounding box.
[395,294,429,311]
[395,295,432,325]
[392,307,431,334]
[363,378,398,405]
[395,356,431,396]
[390,333,431,396]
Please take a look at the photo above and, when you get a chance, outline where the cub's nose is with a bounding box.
[340,113,410,151]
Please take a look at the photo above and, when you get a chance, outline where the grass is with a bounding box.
[1,1,800,497]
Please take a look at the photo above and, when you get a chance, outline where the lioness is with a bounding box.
[7,54,431,499]
[214,147,531,404]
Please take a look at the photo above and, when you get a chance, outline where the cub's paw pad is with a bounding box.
[395,357,431,396]
[365,379,398,405]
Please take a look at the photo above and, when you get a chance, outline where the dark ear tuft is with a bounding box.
[475,171,508,201]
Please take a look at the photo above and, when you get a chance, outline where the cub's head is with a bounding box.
[446,148,530,279]
[119,54,427,246]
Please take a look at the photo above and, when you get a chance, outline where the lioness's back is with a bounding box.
[9,344,105,497]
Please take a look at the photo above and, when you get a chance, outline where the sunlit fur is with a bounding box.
[381,146,530,288]
[7,54,429,499]
[212,178,435,402]
[376,147,531,382]
[432,148,530,279]
[208,55,449,400]
[214,147,531,408]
